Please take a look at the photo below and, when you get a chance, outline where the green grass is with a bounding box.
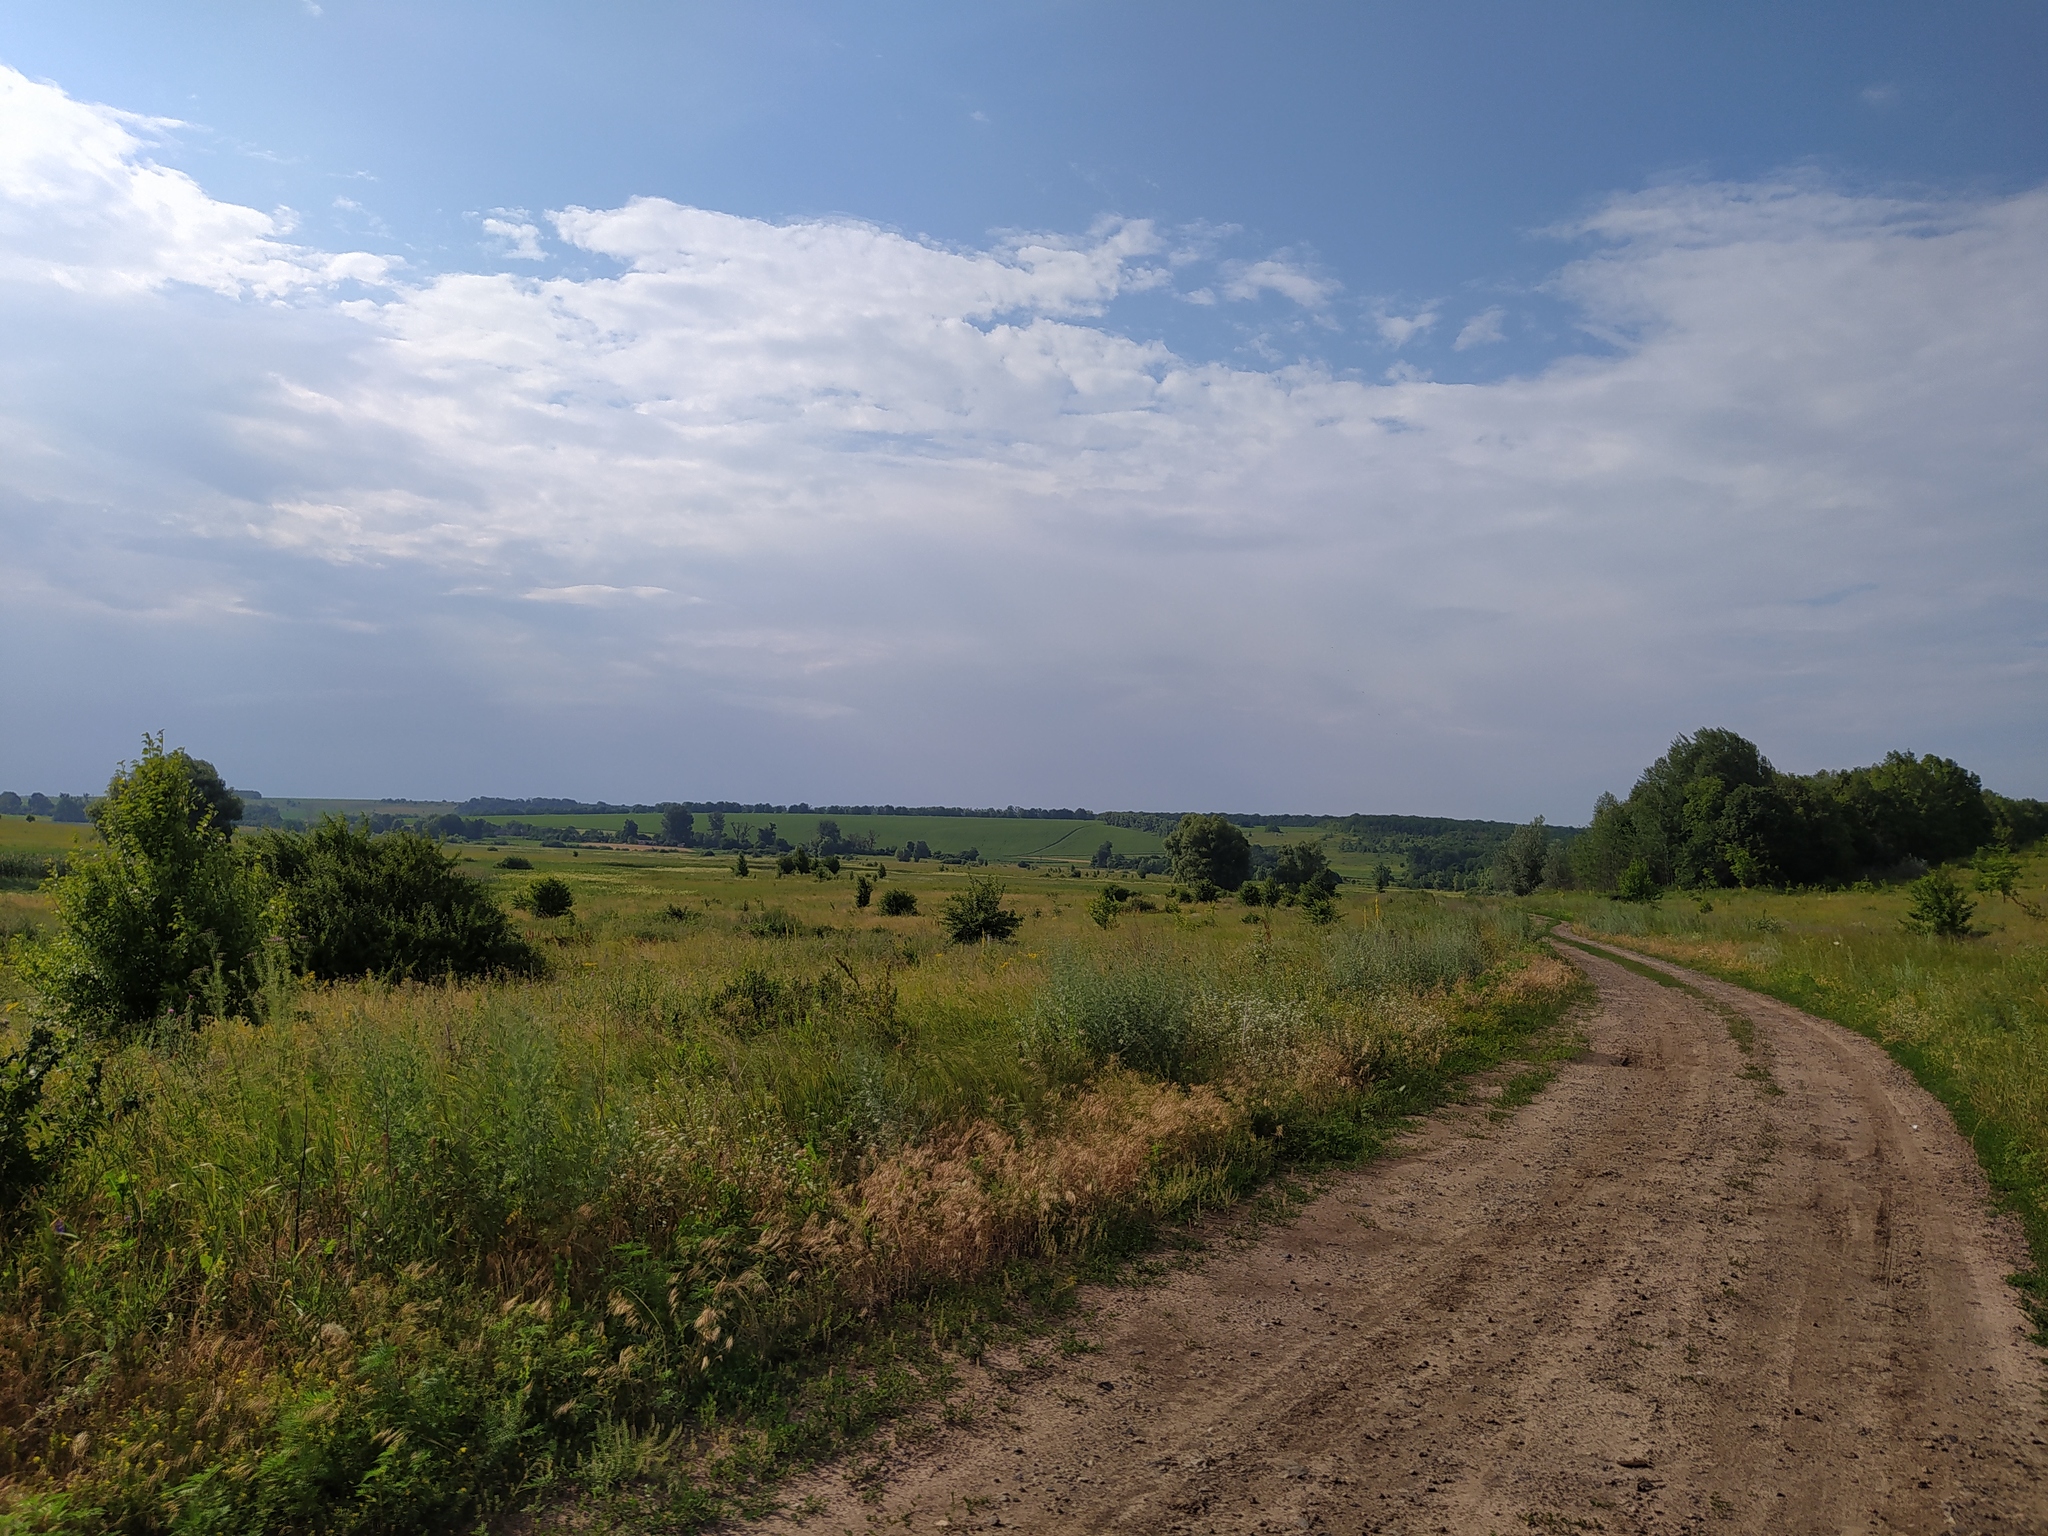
[0,859,1582,1533]
[1529,842,2048,1325]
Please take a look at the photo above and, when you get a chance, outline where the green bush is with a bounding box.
[249,819,543,979]
[23,737,271,1035]
[940,877,1023,943]
[1162,814,1252,891]
[530,875,575,920]
[496,854,533,870]
[1615,857,1660,904]
[1028,952,1199,1081]
[1902,867,1975,937]
[854,873,874,908]
[878,887,918,916]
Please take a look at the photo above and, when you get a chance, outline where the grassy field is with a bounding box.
[0,847,1581,1534]
[1524,841,2048,1321]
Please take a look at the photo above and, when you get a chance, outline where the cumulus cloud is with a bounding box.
[0,64,2042,810]
[1453,306,1505,349]
[0,65,386,295]
[481,212,545,260]
[1219,255,1337,307]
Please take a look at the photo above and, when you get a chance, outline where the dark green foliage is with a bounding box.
[496,854,533,870]
[1902,868,1975,937]
[748,905,807,938]
[1239,881,1265,908]
[940,875,1023,943]
[1161,813,1253,891]
[1575,728,2022,894]
[250,819,543,978]
[529,875,575,920]
[733,853,750,877]
[661,804,694,844]
[1300,888,1338,925]
[1373,863,1393,892]
[854,873,874,908]
[0,1023,96,1215]
[0,851,64,890]
[1493,817,1549,895]
[1269,840,1338,898]
[878,887,918,916]
[24,736,270,1034]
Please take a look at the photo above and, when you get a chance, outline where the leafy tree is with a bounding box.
[878,886,918,916]
[1300,888,1338,925]
[1493,817,1548,896]
[733,853,750,877]
[1087,888,1124,928]
[661,805,694,845]
[0,792,19,813]
[854,873,874,908]
[620,819,639,842]
[24,737,269,1035]
[940,875,1023,943]
[1373,863,1393,892]
[529,876,575,920]
[1162,814,1253,891]
[1091,839,1115,870]
[1902,868,1974,937]
[1239,881,1265,908]
[1269,840,1338,898]
[181,758,244,833]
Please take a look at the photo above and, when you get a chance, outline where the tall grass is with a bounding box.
[0,896,1579,1532]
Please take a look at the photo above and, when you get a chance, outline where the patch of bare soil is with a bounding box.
[729,934,2045,1535]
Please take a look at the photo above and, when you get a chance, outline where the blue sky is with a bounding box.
[1,3,2043,816]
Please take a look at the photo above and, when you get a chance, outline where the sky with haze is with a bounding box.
[1,2,2043,819]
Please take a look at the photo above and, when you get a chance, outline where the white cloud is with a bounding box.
[0,65,387,296]
[0,65,2043,809]
[522,585,671,604]
[482,211,545,260]
[1220,255,1336,307]
[1861,82,1899,108]
[1373,305,1437,347]
[1453,306,1505,349]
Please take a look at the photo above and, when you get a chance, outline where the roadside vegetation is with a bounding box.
[0,743,1583,1533]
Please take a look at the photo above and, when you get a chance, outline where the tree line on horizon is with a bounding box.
[1490,728,2045,898]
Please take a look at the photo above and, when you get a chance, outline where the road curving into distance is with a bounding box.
[735,929,2044,1535]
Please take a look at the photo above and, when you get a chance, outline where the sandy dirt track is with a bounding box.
[739,933,2044,1535]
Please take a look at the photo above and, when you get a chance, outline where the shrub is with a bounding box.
[854,873,874,908]
[530,875,575,919]
[1028,953,1198,1081]
[253,819,543,979]
[1615,857,1660,903]
[878,887,918,916]
[23,736,270,1035]
[497,854,533,870]
[1902,868,1975,938]
[1301,888,1338,925]
[1087,889,1123,928]
[749,905,806,938]
[941,876,1023,943]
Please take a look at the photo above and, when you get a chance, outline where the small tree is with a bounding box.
[1973,845,2044,919]
[530,876,575,919]
[1493,817,1548,896]
[1615,858,1660,904]
[1902,868,1974,937]
[733,853,750,878]
[941,875,1023,943]
[1162,814,1253,891]
[1373,863,1393,892]
[854,873,874,908]
[878,887,918,916]
[1270,840,1337,899]
[25,736,268,1035]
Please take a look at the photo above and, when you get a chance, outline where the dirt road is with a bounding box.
[746,934,2044,1535]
